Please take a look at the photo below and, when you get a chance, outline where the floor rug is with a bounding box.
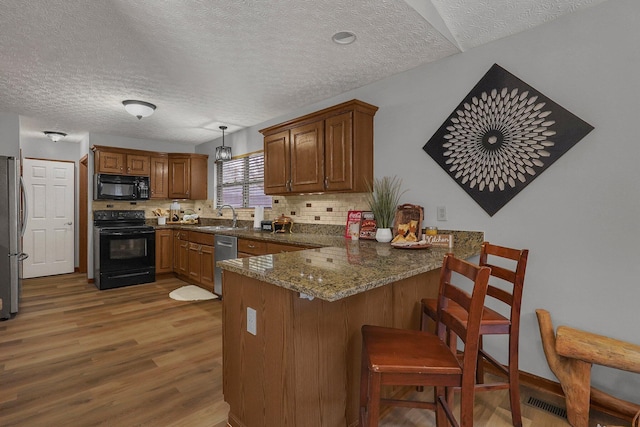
[169,285,219,301]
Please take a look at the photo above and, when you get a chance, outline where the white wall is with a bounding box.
[89,133,195,154]
[197,127,264,205]
[370,0,640,402]
[0,112,20,157]
[21,135,81,161]
[219,0,640,403]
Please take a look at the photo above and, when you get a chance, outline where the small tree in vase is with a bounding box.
[366,176,406,243]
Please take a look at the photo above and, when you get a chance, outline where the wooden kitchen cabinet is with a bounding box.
[91,146,208,200]
[168,153,208,200]
[187,242,202,284]
[260,99,377,195]
[263,131,290,194]
[173,230,189,278]
[263,122,334,194]
[155,229,174,274]
[237,238,268,257]
[199,244,215,291]
[182,231,216,292]
[150,155,169,199]
[265,241,310,254]
[92,146,150,176]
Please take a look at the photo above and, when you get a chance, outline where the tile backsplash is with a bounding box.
[270,193,369,225]
[92,193,370,227]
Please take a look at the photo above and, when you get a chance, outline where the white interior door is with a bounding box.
[23,159,75,278]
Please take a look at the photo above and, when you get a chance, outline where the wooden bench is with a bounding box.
[536,309,640,427]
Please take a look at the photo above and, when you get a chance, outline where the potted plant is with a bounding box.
[365,176,406,243]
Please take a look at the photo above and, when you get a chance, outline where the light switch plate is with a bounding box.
[437,206,447,221]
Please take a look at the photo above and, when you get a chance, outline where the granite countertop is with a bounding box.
[154,223,345,247]
[154,223,483,301]
[214,229,483,302]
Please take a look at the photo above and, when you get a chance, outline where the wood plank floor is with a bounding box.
[0,273,228,427]
[0,273,625,426]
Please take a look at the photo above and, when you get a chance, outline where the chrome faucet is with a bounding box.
[217,204,237,228]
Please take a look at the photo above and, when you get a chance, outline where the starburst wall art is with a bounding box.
[423,64,594,216]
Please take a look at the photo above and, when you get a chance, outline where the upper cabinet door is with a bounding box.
[126,154,150,176]
[169,156,190,199]
[96,151,125,174]
[150,156,169,199]
[168,154,208,200]
[324,112,353,192]
[264,130,291,195]
[290,121,324,193]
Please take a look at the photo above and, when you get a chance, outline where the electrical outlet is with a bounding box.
[437,206,447,221]
[247,307,257,335]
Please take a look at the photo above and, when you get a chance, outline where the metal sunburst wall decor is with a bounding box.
[423,64,594,216]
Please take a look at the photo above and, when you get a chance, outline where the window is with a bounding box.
[216,152,272,208]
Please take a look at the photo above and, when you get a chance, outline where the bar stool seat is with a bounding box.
[360,254,491,427]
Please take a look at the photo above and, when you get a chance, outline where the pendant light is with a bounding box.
[215,125,232,161]
[122,100,156,120]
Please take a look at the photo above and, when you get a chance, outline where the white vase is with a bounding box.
[375,228,393,243]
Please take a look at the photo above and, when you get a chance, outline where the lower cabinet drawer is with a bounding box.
[266,242,309,254]
[238,239,267,256]
[189,231,215,246]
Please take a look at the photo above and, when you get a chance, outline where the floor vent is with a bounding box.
[526,396,568,419]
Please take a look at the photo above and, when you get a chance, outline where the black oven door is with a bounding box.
[96,227,155,289]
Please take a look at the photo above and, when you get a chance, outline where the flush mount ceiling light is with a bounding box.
[215,125,232,162]
[43,131,67,142]
[122,100,156,120]
[332,31,356,45]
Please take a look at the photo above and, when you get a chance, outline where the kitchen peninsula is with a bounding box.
[218,231,483,427]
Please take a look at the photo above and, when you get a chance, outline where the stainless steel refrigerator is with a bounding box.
[0,156,28,320]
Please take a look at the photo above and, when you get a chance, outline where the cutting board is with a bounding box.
[392,204,424,242]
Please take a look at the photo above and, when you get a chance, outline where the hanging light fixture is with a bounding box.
[122,100,156,120]
[215,125,232,161]
[43,131,67,142]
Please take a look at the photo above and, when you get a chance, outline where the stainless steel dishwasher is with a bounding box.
[214,235,237,296]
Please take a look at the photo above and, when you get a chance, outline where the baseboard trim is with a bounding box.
[483,362,634,422]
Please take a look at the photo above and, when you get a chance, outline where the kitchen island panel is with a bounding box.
[223,268,441,427]
[223,271,295,427]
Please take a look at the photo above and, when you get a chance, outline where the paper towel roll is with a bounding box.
[253,205,264,229]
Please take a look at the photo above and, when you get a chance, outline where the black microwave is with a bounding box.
[94,174,150,200]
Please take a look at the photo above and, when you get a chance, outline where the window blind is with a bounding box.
[216,153,271,208]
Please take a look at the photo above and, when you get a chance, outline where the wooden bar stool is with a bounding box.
[359,254,491,427]
[420,242,529,427]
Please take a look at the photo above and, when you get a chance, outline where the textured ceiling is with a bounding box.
[0,0,607,145]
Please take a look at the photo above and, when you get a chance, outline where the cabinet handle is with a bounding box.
[287,180,292,192]
[324,177,329,189]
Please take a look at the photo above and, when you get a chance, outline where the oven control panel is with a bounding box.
[94,210,146,221]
